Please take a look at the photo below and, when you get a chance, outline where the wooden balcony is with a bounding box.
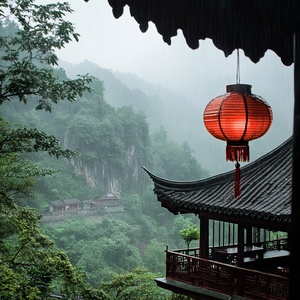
[157,241,289,300]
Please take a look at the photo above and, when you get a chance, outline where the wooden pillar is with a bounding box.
[237,223,244,267]
[245,225,252,246]
[200,216,209,259]
[290,29,300,300]
[237,223,245,296]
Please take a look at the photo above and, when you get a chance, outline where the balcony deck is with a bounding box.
[160,244,289,300]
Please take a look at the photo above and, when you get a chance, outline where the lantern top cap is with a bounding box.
[226,84,252,94]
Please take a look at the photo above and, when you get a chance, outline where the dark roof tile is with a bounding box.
[143,137,292,228]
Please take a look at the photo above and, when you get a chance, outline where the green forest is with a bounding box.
[0,1,208,299]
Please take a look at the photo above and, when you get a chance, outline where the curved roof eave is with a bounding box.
[143,137,292,228]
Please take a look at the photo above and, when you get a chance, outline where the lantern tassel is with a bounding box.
[226,143,249,162]
[234,162,240,198]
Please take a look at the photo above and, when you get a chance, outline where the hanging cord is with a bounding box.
[234,162,240,198]
[234,48,241,198]
[236,48,240,84]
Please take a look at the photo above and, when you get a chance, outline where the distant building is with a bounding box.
[97,192,124,212]
[82,199,97,210]
[49,192,124,214]
[49,199,82,213]
[49,200,65,213]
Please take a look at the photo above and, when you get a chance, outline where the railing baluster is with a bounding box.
[165,247,289,300]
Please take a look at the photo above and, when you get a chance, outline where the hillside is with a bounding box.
[59,60,222,174]
[1,65,208,208]
[60,60,293,176]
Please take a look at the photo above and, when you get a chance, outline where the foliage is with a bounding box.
[0,0,94,112]
[142,239,166,274]
[12,79,151,195]
[42,190,199,288]
[0,117,75,159]
[170,294,193,300]
[0,118,70,208]
[99,267,170,300]
[0,0,98,204]
[43,217,145,286]
[0,0,105,298]
[179,225,200,249]
[150,126,209,181]
[0,121,108,299]
[1,207,70,299]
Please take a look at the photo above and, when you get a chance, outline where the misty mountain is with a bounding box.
[59,59,293,176]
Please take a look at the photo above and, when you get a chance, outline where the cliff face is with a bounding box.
[63,126,146,194]
[70,157,122,193]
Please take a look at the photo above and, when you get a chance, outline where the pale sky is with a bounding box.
[56,1,207,76]
[55,0,232,87]
[55,1,293,99]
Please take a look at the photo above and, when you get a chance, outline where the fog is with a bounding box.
[56,2,293,91]
[53,0,294,174]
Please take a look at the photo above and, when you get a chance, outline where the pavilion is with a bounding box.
[143,137,292,299]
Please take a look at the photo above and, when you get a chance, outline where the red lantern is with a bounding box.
[203,84,272,197]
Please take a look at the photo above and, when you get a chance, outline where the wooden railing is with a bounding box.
[166,250,289,300]
[169,238,288,260]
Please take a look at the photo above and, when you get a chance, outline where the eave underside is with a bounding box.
[108,0,299,66]
[159,200,290,232]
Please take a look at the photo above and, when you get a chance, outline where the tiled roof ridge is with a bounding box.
[142,136,293,191]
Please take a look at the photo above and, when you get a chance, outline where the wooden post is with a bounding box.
[200,217,209,259]
[290,30,300,300]
[236,223,245,295]
[245,225,252,246]
[237,224,244,267]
